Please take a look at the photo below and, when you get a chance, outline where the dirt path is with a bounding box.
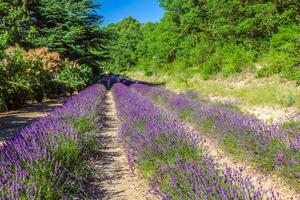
[85,92,156,200]
[0,99,63,141]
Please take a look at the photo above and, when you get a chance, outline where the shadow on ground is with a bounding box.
[100,74,165,90]
[84,102,129,199]
[0,99,63,140]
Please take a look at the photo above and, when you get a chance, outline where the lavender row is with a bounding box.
[112,83,277,199]
[0,84,106,199]
[132,83,300,190]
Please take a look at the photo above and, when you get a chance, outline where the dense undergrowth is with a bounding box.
[132,84,300,191]
[112,83,280,199]
[0,84,106,199]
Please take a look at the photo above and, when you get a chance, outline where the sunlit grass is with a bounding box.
[129,71,300,108]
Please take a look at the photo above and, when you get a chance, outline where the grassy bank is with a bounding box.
[129,71,300,109]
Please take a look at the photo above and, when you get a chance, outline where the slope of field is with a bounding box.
[129,71,300,123]
[1,76,298,199]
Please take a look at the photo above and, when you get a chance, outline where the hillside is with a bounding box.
[0,0,299,199]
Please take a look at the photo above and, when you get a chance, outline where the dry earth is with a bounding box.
[208,95,299,124]
[85,92,158,200]
[0,99,63,141]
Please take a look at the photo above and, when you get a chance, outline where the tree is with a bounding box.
[105,17,142,72]
[0,0,33,46]
[27,0,109,76]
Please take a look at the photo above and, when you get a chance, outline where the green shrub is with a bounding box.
[5,84,33,109]
[258,50,297,80]
[0,97,4,111]
[201,53,222,80]
[284,92,295,107]
[270,24,299,54]
[220,46,255,77]
[31,84,45,103]
[255,66,271,78]
[256,25,300,80]
[57,62,92,92]
[44,80,68,98]
[200,44,255,79]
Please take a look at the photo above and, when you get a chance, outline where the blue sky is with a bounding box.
[97,0,165,26]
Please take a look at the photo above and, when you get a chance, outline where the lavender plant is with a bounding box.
[112,83,277,199]
[132,84,300,190]
[0,84,106,199]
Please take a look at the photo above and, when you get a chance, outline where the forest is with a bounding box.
[106,0,299,80]
[0,0,300,199]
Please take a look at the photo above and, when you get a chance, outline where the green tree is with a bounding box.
[0,0,34,46]
[108,0,299,80]
[105,16,142,72]
[28,0,108,76]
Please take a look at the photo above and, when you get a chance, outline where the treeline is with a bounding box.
[0,0,108,111]
[105,0,299,82]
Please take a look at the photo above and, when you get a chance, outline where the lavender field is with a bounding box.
[1,0,299,199]
[0,76,299,200]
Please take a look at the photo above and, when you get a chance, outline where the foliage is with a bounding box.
[107,0,299,81]
[0,0,32,45]
[44,80,69,99]
[28,0,109,75]
[0,0,108,82]
[284,91,296,107]
[0,45,94,111]
[57,61,93,92]
[0,46,62,110]
[105,17,142,72]
[0,0,108,111]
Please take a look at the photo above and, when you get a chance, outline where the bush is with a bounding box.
[257,50,297,79]
[200,52,222,80]
[57,62,92,92]
[199,44,255,79]
[256,65,271,78]
[0,97,4,111]
[284,92,295,107]
[0,46,92,110]
[5,84,33,109]
[31,84,45,103]
[44,80,68,98]
[256,25,300,80]
[26,48,64,78]
[220,46,255,77]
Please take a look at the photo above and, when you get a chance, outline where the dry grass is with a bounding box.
[129,71,300,109]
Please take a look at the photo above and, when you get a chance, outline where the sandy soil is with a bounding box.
[208,95,299,124]
[0,99,63,141]
[85,92,157,200]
